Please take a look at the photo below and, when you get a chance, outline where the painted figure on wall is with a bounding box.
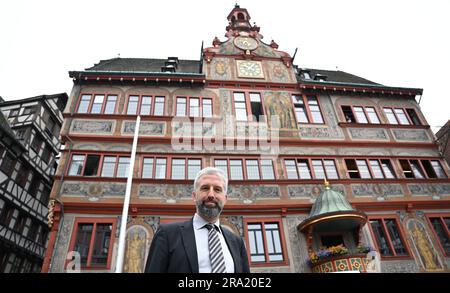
[124,227,147,273]
[264,92,296,130]
[409,221,443,271]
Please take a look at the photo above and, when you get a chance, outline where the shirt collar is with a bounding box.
[193,213,221,232]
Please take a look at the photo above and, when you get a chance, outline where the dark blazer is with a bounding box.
[144,219,250,273]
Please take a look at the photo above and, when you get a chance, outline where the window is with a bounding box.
[69,154,129,178]
[84,155,100,176]
[28,175,41,198]
[430,161,447,178]
[77,95,91,113]
[369,217,409,257]
[260,160,275,180]
[91,95,104,114]
[23,107,35,115]
[245,160,260,180]
[233,92,265,122]
[341,105,380,124]
[245,220,285,264]
[16,165,29,188]
[155,158,167,179]
[116,157,130,178]
[292,95,324,124]
[215,158,275,180]
[68,155,86,176]
[126,96,139,115]
[171,159,186,179]
[383,107,422,125]
[0,153,16,176]
[399,159,446,179]
[176,96,213,118]
[9,109,19,117]
[126,95,164,116]
[345,158,395,179]
[41,145,52,163]
[284,158,338,179]
[69,219,116,269]
[229,160,244,180]
[142,158,154,179]
[153,96,165,116]
[39,186,51,204]
[406,109,421,125]
[306,96,324,123]
[341,106,355,123]
[77,94,118,114]
[427,216,450,255]
[104,95,117,114]
[421,160,447,179]
[233,93,247,121]
[31,134,43,152]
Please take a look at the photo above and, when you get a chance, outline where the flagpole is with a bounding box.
[115,116,140,273]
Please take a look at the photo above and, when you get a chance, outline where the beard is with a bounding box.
[196,198,224,219]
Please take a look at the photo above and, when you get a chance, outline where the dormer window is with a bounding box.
[302,72,311,80]
[314,74,327,82]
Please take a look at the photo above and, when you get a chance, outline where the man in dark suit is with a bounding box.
[144,167,250,273]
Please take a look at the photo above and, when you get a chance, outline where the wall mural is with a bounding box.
[288,184,346,200]
[218,38,241,55]
[71,120,113,134]
[351,184,403,200]
[210,58,231,80]
[349,128,388,140]
[392,129,429,142]
[227,185,280,203]
[408,183,450,199]
[61,182,126,201]
[139,184,193,203]
[263,91,297,130]
[406,218,445,272]
[123,225,149,273]
[122,121,165,136]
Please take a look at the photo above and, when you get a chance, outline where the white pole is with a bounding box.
[115,116,140,273]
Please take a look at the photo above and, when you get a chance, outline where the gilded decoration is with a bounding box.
[123,226,148,273]
[406,219,445,271]
[211,58,231,80]
[263,91,297,130]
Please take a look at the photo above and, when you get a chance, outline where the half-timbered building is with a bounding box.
[0,93,67,272]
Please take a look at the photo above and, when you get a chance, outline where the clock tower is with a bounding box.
[203,4,296,84]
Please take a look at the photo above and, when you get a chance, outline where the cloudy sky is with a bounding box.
[1,0,449,133]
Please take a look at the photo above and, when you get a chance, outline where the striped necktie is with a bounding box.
[204,224,226,273]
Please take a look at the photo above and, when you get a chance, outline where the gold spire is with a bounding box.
[324,179,330,190]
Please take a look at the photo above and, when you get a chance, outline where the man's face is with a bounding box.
[192,174,227,220]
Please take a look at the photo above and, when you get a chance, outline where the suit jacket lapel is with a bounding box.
[221,227,241,273]
[181,220,199,273]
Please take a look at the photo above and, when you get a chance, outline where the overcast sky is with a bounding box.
[1,0,449,133]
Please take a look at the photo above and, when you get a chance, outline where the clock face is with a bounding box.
[236,60,264,78]
[234,36,258,51]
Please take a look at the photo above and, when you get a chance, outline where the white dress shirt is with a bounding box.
[193,213,235,273]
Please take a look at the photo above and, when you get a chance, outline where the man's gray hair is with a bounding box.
[193,167,228,193]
